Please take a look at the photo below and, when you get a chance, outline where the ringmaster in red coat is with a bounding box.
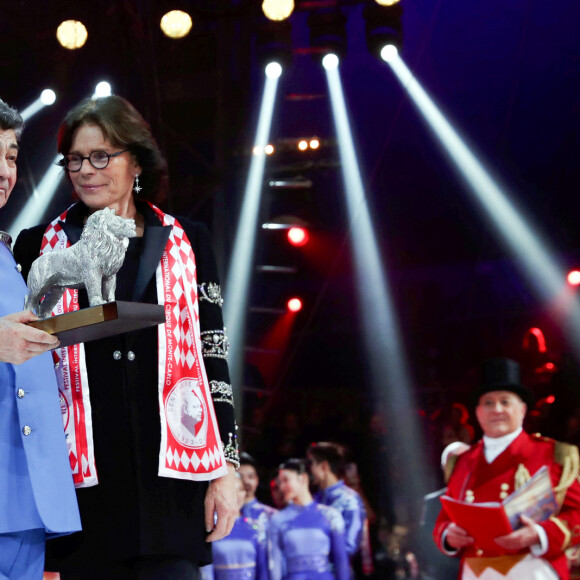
[433,358,580,580]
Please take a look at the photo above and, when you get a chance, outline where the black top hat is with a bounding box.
[472,358,534,407]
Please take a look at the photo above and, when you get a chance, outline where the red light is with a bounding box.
[287,227,309,247]
[523,327,547,353]
[287,298,302,313]
[568,270,580,286]
[546,395,555,404]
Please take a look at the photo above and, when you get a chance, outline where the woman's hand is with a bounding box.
[204,462,238,542]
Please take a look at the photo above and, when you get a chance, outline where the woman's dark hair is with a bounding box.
[57,95,168,201]
[278,458,308,475]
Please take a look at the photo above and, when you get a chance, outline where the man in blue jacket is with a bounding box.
[308,442,368,568]
[0,97,81,580]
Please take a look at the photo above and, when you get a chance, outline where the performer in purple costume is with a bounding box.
[268,459,349,580]
[202,475,269,580]
[239,452,278,523]
[308,442,366,558]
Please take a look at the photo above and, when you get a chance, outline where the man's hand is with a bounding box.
[204,462,238,542]
[494,515,540,551]
[445,523,474,550]
[0,310,59,364]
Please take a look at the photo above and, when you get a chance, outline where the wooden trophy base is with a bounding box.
[28,301,166,348]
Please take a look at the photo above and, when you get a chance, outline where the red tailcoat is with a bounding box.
[433,431,580,579]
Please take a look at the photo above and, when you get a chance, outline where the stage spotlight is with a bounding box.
[287,298,302,313]
[94,82,112,98]
[309,138,320,149]
[298,140,308,151]
[568,270,580,286]
[7,155,64,239]
[56,20,88,50]
[385,53,580,361]
[308,8,347,62]
[325,59,429,517]
[265,61,283,79]
[322,53,339,70]
[380,44,398,62]
[262,0,294,21]
[224,62,282,427]
[160,10,192,39]
[40,89,57,106]
[265,144,275,155]
[21,89,57,122]
[364,2,403,59]
[523,327,547,352]
[287,227,309,247]
[375,0,401,5]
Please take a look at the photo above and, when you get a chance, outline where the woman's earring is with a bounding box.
[133,175,142,195]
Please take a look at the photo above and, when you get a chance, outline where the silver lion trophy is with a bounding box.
[25,207,165,347]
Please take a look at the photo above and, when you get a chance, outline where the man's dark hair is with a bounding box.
[307,442,346,477]
[279,458,308,475]
[239,451,257,469]
[0,98,24,140]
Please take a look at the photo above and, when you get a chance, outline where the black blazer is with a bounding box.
[14,201,236,568]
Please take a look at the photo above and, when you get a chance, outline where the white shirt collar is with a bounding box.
[482,427,523,463]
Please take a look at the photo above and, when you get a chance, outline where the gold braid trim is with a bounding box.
[549,515,572,550]
[514,463,531,489]
[554,441,580,507]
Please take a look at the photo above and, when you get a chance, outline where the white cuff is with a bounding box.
[441,526,460,556]
[530,524,548,556]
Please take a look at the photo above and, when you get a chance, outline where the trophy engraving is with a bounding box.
[24,207,136,319]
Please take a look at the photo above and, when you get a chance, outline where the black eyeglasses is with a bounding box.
[59,149,130,172]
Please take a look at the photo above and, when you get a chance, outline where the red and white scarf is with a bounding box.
[42,202,227,488]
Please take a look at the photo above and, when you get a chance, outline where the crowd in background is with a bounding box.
[232,372,580,579]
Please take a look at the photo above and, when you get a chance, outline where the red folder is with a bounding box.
[440,495,513,552]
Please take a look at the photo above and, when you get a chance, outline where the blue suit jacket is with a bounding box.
[0,242,81,537]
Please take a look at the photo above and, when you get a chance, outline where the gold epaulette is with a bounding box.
[554,440,580,506]
[444,453,460,484]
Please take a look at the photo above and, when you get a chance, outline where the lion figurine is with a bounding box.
[25,207,137,318]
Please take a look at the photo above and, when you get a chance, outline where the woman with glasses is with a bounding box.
[268,459,349,580]
[14,95,239,579]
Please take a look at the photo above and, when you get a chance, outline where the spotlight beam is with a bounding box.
[7,155,64,239]
[325,66,431,508]
[20,90,57,122]
[386,54,580,359]
[20,99,45,122]
[223,69,281,428]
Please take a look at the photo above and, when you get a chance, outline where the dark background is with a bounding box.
[1,0,580,507]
